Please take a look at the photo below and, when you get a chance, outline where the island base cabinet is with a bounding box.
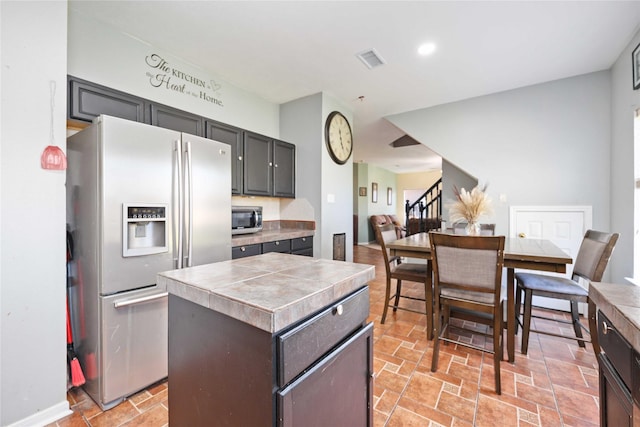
[277,322,373,427]
[168,295,274,427]
[168,288,372,427]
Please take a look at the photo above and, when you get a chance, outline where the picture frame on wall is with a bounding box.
[387,187,393,205]
[372,183,378,203]
[633,42,640,90]
[359,186,367,197]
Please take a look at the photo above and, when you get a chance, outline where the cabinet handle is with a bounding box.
[269,162,273,166]
[240,246,246,252]
[602,321,610,335]
[274,163,278,168]
[302,237,306,242]
[275,241,280,246]
[238,155,243,161]
[333,304,344,316]
[519,232,526,238]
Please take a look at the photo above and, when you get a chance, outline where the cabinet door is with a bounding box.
[291,236,313,257]
[232,244,261,259]
[277,322,373,427]
[262,240,291,254]
[243,132,273,196]
[273,140,295,198]
[68,77,145,123]
[149,104,204,136]
[206,121,243,195]
[600,353,633,427]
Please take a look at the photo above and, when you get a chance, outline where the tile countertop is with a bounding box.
[590,281,640,353]
[157,252,375,334]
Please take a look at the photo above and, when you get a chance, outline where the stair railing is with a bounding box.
[404,178,442,234]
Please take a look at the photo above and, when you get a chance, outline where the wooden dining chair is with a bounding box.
[376,224,433,339]
[429,232,506,394]
[515,229,619,355]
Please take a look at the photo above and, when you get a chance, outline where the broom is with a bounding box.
[66,229,85,387]
[67,300,85,387]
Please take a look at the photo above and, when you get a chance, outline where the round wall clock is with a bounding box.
[325,111,353,165]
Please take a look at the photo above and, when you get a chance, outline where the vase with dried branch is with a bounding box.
[448,184,494,235]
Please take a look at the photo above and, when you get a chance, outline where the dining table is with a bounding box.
[387,232,573,363]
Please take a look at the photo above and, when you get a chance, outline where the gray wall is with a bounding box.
[320,94,355,261]
[441,158,478,223]
[280,93,354,261]
[1,2,70,425]
[280,93,323,257]
[387,71,612,241]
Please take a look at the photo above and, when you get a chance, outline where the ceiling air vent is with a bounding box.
[356,49,386,69]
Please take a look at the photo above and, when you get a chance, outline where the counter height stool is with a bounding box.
[376,224,433,339]
[429,232,506,394]
[515,229,619,355]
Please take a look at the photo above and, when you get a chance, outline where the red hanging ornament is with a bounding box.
[41,80,67,170]
[41,145,67,170]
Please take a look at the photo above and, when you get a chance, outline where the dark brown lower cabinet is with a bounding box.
[168,286,373,426]
[598,309,636,426]
[277,323,373,426]
[600,353,633,427]
[232,236,314,259]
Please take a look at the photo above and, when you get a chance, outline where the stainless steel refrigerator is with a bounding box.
[66,114,231,409]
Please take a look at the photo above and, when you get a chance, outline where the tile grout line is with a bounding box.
[382,325,433,427]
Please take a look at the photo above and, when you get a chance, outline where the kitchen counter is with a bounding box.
[157,252,375,333]
[232,227,314,247]
[590,281,640,353]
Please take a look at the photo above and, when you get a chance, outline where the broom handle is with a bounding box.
[66,299,73,345]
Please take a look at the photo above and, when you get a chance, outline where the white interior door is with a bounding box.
[510,206,592,313]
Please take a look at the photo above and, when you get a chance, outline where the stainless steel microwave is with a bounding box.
[231,206,263,235]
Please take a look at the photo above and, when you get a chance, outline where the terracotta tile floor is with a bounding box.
[49,245,599,426]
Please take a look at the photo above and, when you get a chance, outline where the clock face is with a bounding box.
[325,111,353,165]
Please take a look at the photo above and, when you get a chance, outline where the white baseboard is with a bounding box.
[6,400,71,427]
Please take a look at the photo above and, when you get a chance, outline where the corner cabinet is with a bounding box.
[273,140,296,198]
[244,132,295,198]
[205,120,244,195]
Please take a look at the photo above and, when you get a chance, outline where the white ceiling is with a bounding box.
[69,1,640,173]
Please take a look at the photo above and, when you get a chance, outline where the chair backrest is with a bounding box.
[572,230,619,282]
[429,232,505,296]
[375,223,400,275]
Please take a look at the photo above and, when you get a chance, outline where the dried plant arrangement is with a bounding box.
[448,184,494,235]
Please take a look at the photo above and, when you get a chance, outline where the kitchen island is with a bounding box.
[158,252,375,426]
[589,282,640,426]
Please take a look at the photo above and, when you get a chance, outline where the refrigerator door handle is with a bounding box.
[184,141,194,267]
[175,140,184,269]
[113,291,168,308]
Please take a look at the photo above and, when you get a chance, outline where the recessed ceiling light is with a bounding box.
[418,42,436,56]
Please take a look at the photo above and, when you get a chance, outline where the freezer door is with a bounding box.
[99,287,168,407]
[99,116,180,294]
[181,134,232,266]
